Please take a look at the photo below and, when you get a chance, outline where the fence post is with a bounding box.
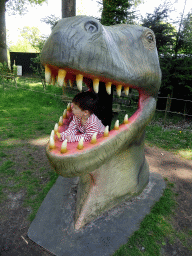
[184,102,187,121]
[163,94,171,126]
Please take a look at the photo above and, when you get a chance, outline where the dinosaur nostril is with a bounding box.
[84,21,98,33]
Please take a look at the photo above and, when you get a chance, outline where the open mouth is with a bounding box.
[40,15,161,229]
[44,64,156,177]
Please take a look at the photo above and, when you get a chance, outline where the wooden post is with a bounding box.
[164,94,171,127]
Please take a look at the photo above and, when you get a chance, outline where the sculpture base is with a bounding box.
[28,172,165,256]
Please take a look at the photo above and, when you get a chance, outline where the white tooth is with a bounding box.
[54,123,59,133]
[124,86,129,96]
[67,103,71,111]
[57,69,67,87]
[114,120,119,130]
[93,78,99,93]
[49,135,55,149]
[91,132,97,144]
[104,126,109,137]
[77,137,84,150]
[59,116,63,126]
[63,109,67,119]
[45,65,51,83]
[76,74,83,91]
[116,85,122,97]
[105,82,112,95]
[61,139,67,153]
[51,130,55,137]
[69,79,73,87]
[124,114,129,124]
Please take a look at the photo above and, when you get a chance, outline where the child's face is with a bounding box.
[71,103,87,119]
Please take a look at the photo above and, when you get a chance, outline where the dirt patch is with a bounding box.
[0,142,191,255]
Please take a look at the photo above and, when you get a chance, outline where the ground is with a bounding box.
[0,139,191,256]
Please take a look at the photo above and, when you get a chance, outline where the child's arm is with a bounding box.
[60,117,78,141]
[66,120,100,142]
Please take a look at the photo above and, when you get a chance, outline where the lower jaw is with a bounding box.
[74,129,150,230]
[46,93,156,176]
[45,76,156,229]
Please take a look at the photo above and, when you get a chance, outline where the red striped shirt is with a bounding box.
[60,114,105,142]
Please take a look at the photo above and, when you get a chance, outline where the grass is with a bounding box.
[0,77,191,254]
[113,183,176,256]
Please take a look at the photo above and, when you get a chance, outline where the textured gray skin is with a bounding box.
[41,16,161,96]
[41,16,161,229]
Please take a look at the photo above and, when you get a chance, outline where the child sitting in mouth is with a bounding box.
[58,91,105,142]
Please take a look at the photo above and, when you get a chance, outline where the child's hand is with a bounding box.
[56,131,61,139]
[66,135,70,141]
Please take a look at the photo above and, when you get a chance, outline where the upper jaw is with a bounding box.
[43,63,160,100]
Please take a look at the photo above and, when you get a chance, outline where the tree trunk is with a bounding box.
[0,0,7,64]
[62,0,76,18]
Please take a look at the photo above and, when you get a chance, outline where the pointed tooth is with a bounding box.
[67,103,71,111]
[105,82,112,95]
[51,130,55,137]
[63,109,67,119]
[61,139,67,153]
[104,126,109,137]
[124,114,129,124]
[91,132,97,144]
[116,85,122,97]
[57,69,67,87]
[58,116,63,126]
[114,120,119,130]
[124,86,129,96]
[45,65,51,83]
[93,78,99,93]
[77,137,84,150]
[76,74,83,91]
[49,135,55,149]
[54,123,59,133]
[69,79,73,87]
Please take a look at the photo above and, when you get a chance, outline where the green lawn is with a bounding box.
[0,77,191,255]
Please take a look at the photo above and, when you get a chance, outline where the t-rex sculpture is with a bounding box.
[40,16,161,230]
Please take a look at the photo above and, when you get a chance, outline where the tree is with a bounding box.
[41,14,60,30]
[62,0,76,18]
[8,26,44,52]
[0,0,46,64]
[176,12,192,55]
[142,3,192,115]
[100,0,134,26]
[142,5,176,54]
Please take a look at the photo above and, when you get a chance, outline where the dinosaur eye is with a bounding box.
[85,21,98,33]
[147,34,154,43]
[142,29,156,50]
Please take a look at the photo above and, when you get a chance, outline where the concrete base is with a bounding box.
[28,172,165,256]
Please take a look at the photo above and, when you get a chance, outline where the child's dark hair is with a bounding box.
[72,91,98,114]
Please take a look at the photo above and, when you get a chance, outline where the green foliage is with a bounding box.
[0,62,10,75]
[142,4,192,114]
[8,26,45,53]
[142,4,176,54]
[9,38,37,52]
[100,0,135,25]
[6,0,47,15]
[176,13,192,55]
[40,14,60,30]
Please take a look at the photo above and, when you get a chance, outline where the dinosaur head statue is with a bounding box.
[41,16,161,230]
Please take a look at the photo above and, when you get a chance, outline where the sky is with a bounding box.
[5,0,192,45]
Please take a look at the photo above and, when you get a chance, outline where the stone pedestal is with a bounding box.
[28,172,165,256]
